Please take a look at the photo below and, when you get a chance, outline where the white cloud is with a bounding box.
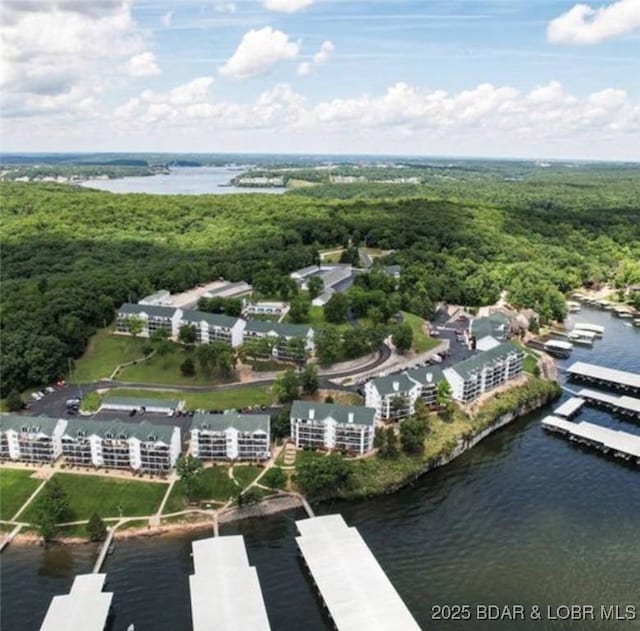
[214,2,237,13]
[548,0,640,44]
[161,11,172,27]
[124,52,161,77]
[263,0,315,13]
[219,27,300,79]
[298,39,334,76]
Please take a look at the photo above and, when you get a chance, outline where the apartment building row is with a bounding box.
[0,415,181,473]
[116,303,314,360]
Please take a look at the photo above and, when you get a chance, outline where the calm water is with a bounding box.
[80,166,287,195]
[2,307,639,630]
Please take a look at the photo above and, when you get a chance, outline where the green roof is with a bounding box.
[470,314,509,339]
[63,418,175,443]
[0,414,61,436]
[370,372,421,397]
[191,412,270,433]
[290,401,375,426]
[405,365,444,386]
[101,396,180,410]
[118,303,177,319]
[245,320,312,338]
[181,309,241,329]
[449,341,523,379]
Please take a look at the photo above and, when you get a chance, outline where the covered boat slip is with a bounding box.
[189,536,271,631]
[567,361,640,394]
[40,574,112,631]
[296,514,420,631]
[542,416,640,462]
[577,388,640,418]
[553,397,585,418]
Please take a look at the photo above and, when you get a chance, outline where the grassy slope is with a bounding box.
[401,311,440,353]
[0,469,42,521]
[232,465,262,488]
[163,467,239,513]
[22,473,167,521]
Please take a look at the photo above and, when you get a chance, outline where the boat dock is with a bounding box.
[189,536,271,631]
[577,388,640,419]
[566,361,640,395]
[553,397,585,418]
[295,514,420,631]
[92,527,116,573]
[39,574,113,631]
[542,416,640,464]
[573,323,604,336]
[543,339,573,357]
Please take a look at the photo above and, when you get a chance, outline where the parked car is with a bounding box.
[129,409,136,417]
[65,398,81,407]
[66,409,77,416]
[431,355,443,363]
[31,392,42,401]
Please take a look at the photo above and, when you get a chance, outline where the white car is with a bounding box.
[31,392,42,401]
[45,386,55,394]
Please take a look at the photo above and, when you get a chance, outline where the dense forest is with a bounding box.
[1,164,639,396]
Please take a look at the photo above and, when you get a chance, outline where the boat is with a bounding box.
[633,319,640,328]
[566,301,581,313]
[574,323,605,336]
[613,306,634,319]
[544,340,573,358]
[568,330,595,345]
[596,299,613,310]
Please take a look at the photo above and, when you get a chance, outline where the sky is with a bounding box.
[1,0,639,160]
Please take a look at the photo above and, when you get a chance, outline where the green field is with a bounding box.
[401,311,440,353]
[101,386,273,410]
[163,466,239,513]
[0,469,43,521]
[21,473,168,522]
[71,328,147,383]
[232,465,262,488]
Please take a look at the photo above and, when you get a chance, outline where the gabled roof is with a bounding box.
[470,314,509,339]
[181,309,242,329]
[118,303,177,319]
[290,401,375,427]
[0,414,62,436]
[245,320,312,338]
[369,372,421,397]
[405,365,444,386]
[71,418,176,443]
[191,412,270,434]
[449,341,523,380]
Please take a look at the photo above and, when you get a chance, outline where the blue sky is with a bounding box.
[2,0,639,159]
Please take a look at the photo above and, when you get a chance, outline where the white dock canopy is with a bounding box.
[189,536,271,631]
[40,574,112,631]
[567,362,640,390]
[553,397,585,418]
[577,388,640,415]
[296,514,420,631]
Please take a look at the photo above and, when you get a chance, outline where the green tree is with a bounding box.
[32,477,71,542]
[176,454,204,501]
[262,467,287,489]
[180,357,196,377]
[392,323,413,353]
[315,326,342,366]
[86,512,107,542]
[274,369,300,403]
[150,327,170,343]
[296,453,353,497]
[288,296,311,323]
[400,416,428,455]
[378,426,399,458]
[307,275,324,300]
[178,324,198,345]
[300,364,319,395]
[237,487,263,506]
[270,405,292,440]
[126,315,144,339]
[324,293,349,324]
[6,390,23,412]
[436,380,453,409]
[286,336,308,365]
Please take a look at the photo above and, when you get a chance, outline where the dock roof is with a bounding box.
[577,388,640,415]
[189,536,271,631]
[553,397,585,418]
[290,401,375,427]
[191,412,270,434]
[567,362,640,389]
[40,574,113,631]
[295,515,420,631]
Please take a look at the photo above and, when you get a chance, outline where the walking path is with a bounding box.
[10,473,53,522]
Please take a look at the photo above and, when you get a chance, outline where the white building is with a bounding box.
[0,415,66,463]
[364,372,423,421]
[139,290,173,306]
[241,301,287,317]
[116,303,182,339]
[244,321,314,361]
[443,341,525,403]
[179,310,246,348]
[190,412,270,461]
[60,419,181,474]
[99,396,182,415]
[290,401,376,455]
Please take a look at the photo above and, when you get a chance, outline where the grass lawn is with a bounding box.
[232,465,262,488]
[514,342,540,375]
[22,473,168,522]
[71,328,147,383]
[163,467,239,513]
[401,311,440,353]
[0,469,43,521]
[80,391,102,413]
[103,386,274,411]
[310,389,364,406]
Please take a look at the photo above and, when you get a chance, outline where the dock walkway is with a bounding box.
[577,388,640,419]
[295,514,420,631]
[567,361,640,395]
[553,397,585,418]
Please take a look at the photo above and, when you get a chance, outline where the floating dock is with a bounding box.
[577,388,640,419]
[543,340,573,357]
[567,361,640,395]
[573,323,604,336]
[40,574,113,631]
[553,397,585,418]
[542,416,640,464]
[295,514,420,631]
[189,536,271,631]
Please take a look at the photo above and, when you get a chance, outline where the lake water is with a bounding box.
[2,306,639,630]
[80,166,287,195]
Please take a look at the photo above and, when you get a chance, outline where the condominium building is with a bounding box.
[404,365,445,407]
[443,342,525,403]
[60,420,181,473]
[0,415,66,463]
[116,303,182,338]
[244,321,314,361]
[290,401,376,455]
[190,412,270,461]
[241,301,287,317]
[181,310,246,348]
[364,372,423,421]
